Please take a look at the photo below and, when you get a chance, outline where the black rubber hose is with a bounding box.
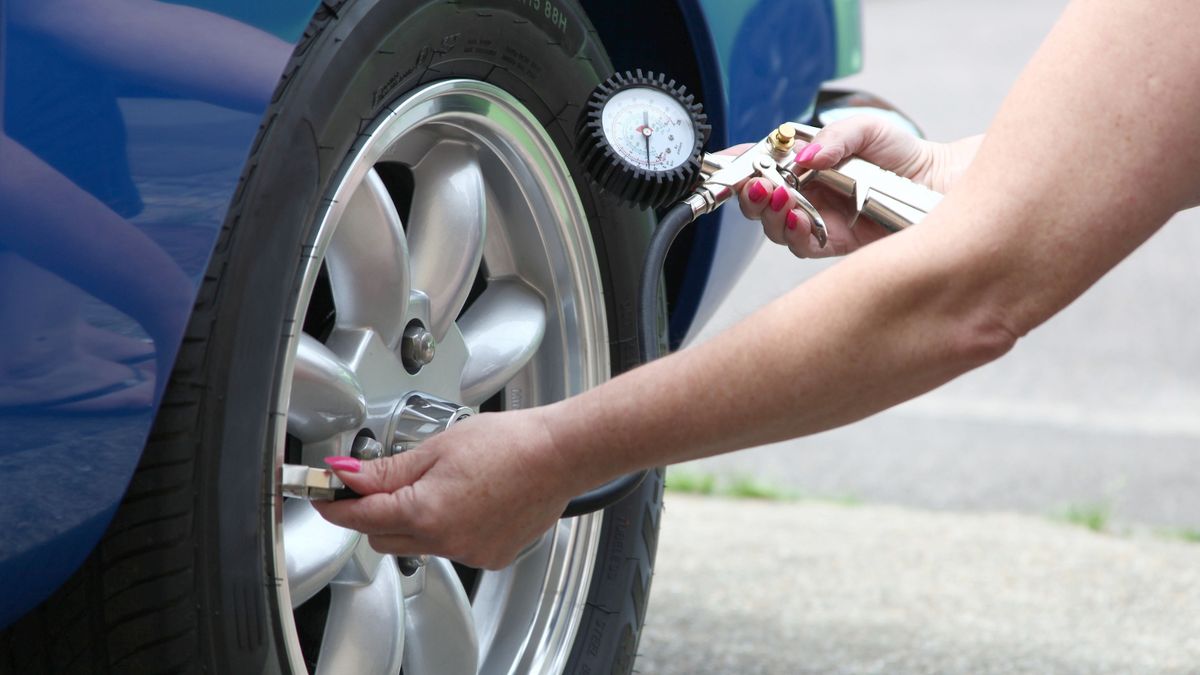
[562,202,696,518]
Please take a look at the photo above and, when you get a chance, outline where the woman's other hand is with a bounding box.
[734,114,981,258]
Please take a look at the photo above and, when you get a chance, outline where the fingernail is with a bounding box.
[786,210,800,231]
[797,143,823,163]
[324,456,362,473]
[747,179,769,203]
[769,186,789,212]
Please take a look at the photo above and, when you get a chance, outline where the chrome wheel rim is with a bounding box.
[270,79,608,674]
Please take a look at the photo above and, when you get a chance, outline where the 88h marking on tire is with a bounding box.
[518,0,570,31]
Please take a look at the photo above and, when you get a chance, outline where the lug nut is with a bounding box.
[401,322,436,372]
[351,435,386,460]
[398,555,427,576]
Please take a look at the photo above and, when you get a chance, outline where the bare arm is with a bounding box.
[316,0,1200,568]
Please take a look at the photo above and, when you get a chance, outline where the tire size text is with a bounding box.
[518,0,569,32]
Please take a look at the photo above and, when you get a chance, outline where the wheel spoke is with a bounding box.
[407,142,487,340]
[326,168,410,348]
[287,334,367,443]
[283,500,360,608]
[459,280,547,406]
[315,559,405,675]
[400,557,479,675]
[473,527,558,671]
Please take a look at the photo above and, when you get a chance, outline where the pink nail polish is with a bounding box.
[797,143,823,163]
[786,211,800,231]
[323,456,362,473]
[769,186,789,212]
[747,180,768,203]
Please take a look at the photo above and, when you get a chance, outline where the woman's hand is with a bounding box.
[312,408,584,570]
[735,115,981,258]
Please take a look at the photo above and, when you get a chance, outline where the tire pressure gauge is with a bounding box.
[577,70,710,210]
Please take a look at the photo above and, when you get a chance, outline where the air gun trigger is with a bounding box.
[760,163,828,249]
[794,194,828,248]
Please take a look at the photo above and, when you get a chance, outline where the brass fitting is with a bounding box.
[768,123,796,153]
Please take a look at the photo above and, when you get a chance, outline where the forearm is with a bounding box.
[546,214,1010,489]
[544,0,1200,491]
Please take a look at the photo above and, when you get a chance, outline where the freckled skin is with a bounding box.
[317,0,1200,568]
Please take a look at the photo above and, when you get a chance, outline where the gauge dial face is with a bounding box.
[600,87,697,173]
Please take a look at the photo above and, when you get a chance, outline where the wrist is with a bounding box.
[930,134,984,193]
[534,397,624,495]
[522,403,596,497]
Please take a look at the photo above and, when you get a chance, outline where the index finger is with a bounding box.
[311,486,422,536]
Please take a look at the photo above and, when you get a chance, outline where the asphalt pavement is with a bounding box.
[639,496,1200,675]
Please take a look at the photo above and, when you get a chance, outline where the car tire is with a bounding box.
[0,1,663,673]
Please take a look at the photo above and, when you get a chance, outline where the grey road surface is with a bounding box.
[682,0,1200,528]
[639,496,1200,675]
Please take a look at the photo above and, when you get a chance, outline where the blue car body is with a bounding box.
[0,0,859,627]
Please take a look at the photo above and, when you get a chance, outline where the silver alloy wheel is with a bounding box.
[269,79,610,674]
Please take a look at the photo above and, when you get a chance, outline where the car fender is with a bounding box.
[0,0,323,628]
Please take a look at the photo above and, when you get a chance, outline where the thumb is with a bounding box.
[800,114,927,175]
[324,450,436,496]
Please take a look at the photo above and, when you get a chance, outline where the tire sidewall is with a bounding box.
[198,1,660,672]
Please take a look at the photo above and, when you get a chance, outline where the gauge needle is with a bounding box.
[643,111,652,167]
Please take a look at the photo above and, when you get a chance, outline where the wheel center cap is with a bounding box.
[389,393,473,456]
[352,393,472,459]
